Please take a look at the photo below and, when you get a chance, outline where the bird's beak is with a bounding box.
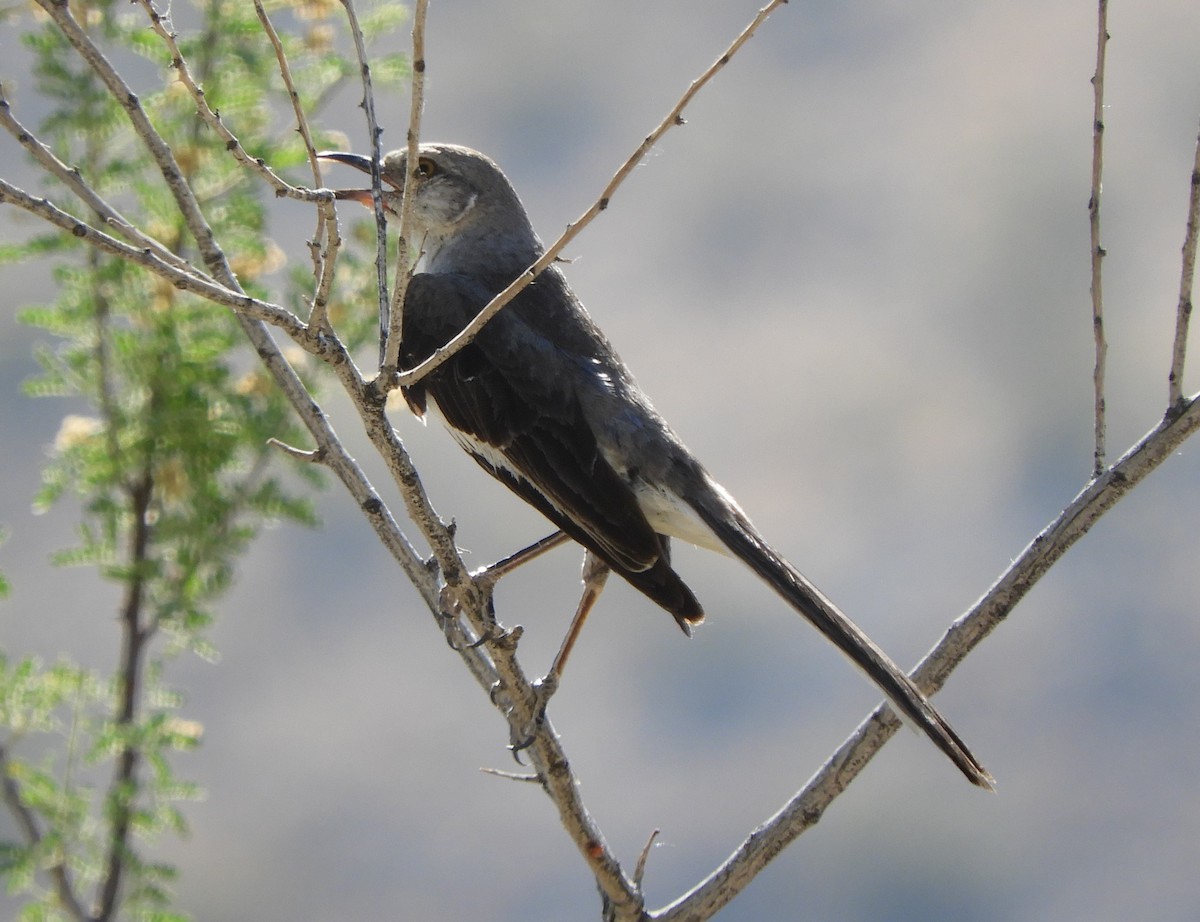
[318,151,397,206]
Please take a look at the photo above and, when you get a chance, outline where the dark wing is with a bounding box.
[401,271,702,627]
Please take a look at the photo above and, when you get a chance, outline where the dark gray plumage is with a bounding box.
[322,143,993,789]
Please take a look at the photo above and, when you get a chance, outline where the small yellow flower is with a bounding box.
[293,0,339,22]
[235,370,271,397]
[53,415,104,453]
[304,23,335,53]
[164,717,205,744]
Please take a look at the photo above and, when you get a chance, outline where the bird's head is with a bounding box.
[319,143,541,272]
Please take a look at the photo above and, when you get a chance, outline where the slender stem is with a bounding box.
[339,0,391,364]
[381,0,430,377]
[0,83,205,278]
[1088,0,1110,475]
[252,0,343,332]
[1168,123,1200,411]
[95,470,154,922]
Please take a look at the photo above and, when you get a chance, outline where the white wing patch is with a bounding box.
[629,480,729,555]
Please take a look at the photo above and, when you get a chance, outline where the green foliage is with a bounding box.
[2,1,409,918]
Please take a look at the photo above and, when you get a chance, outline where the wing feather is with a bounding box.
[401,271,703,624]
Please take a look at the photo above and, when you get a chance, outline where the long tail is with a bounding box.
[689,485,994,790]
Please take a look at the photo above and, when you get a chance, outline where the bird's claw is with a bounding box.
[532,672,559,709]
[435,587,496,652]
[506,674,559,761]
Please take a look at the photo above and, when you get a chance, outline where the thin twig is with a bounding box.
[96,471,155,922]
[633,829,661,890]
[266,438,326,463]
[395,0,789,389]
[252,0,343,332]
[133,0,327,206]
[381,0,430,376]
[0,179,306,335]
[0,83,205,278]
[252,1,323,184]
[478,766,541,782]
[1168,122,1200,411]
[339,0,391,364]
[1088,0,1110,475]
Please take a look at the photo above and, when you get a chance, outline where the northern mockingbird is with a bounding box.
[323,143,993,789]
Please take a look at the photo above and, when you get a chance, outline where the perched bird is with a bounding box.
[322,143,993,789]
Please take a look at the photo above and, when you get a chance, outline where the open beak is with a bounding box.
[318,151,397,207]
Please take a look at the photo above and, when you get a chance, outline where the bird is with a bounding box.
[321,143,993,789]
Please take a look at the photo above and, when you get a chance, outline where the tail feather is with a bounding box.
[690,489,994,790]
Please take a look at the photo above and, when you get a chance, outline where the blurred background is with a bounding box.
[3,1,1199,920]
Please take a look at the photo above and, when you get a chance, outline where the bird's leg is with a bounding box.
[535,550,611,703]
[472,530,571,591]
[511,551,611,757]
[441,532,569,652]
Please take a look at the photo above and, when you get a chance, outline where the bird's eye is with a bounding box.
[415,156,438,178]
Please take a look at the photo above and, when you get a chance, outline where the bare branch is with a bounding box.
[381,0,430,375]
[1088,0,1110,475]
[32,0,224,280]
[252,0,343,331]
[633,829,661,891]
[0,179,304,334]
[1168,123,1200,410]
[266,438,325,463]
[478,766,540,782]
[394,0,790,388]
[652,390,1200,921]
[133,0,326,205]
[339,0,391,363]
[0,83,203,278]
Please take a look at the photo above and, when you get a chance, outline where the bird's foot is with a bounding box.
[507,673,559,759]
[436,584,496,652]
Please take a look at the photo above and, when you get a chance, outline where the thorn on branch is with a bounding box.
[479,766,540,782]
[266,437,325,463]
[633,828,661,889]
[491,623,522,653]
